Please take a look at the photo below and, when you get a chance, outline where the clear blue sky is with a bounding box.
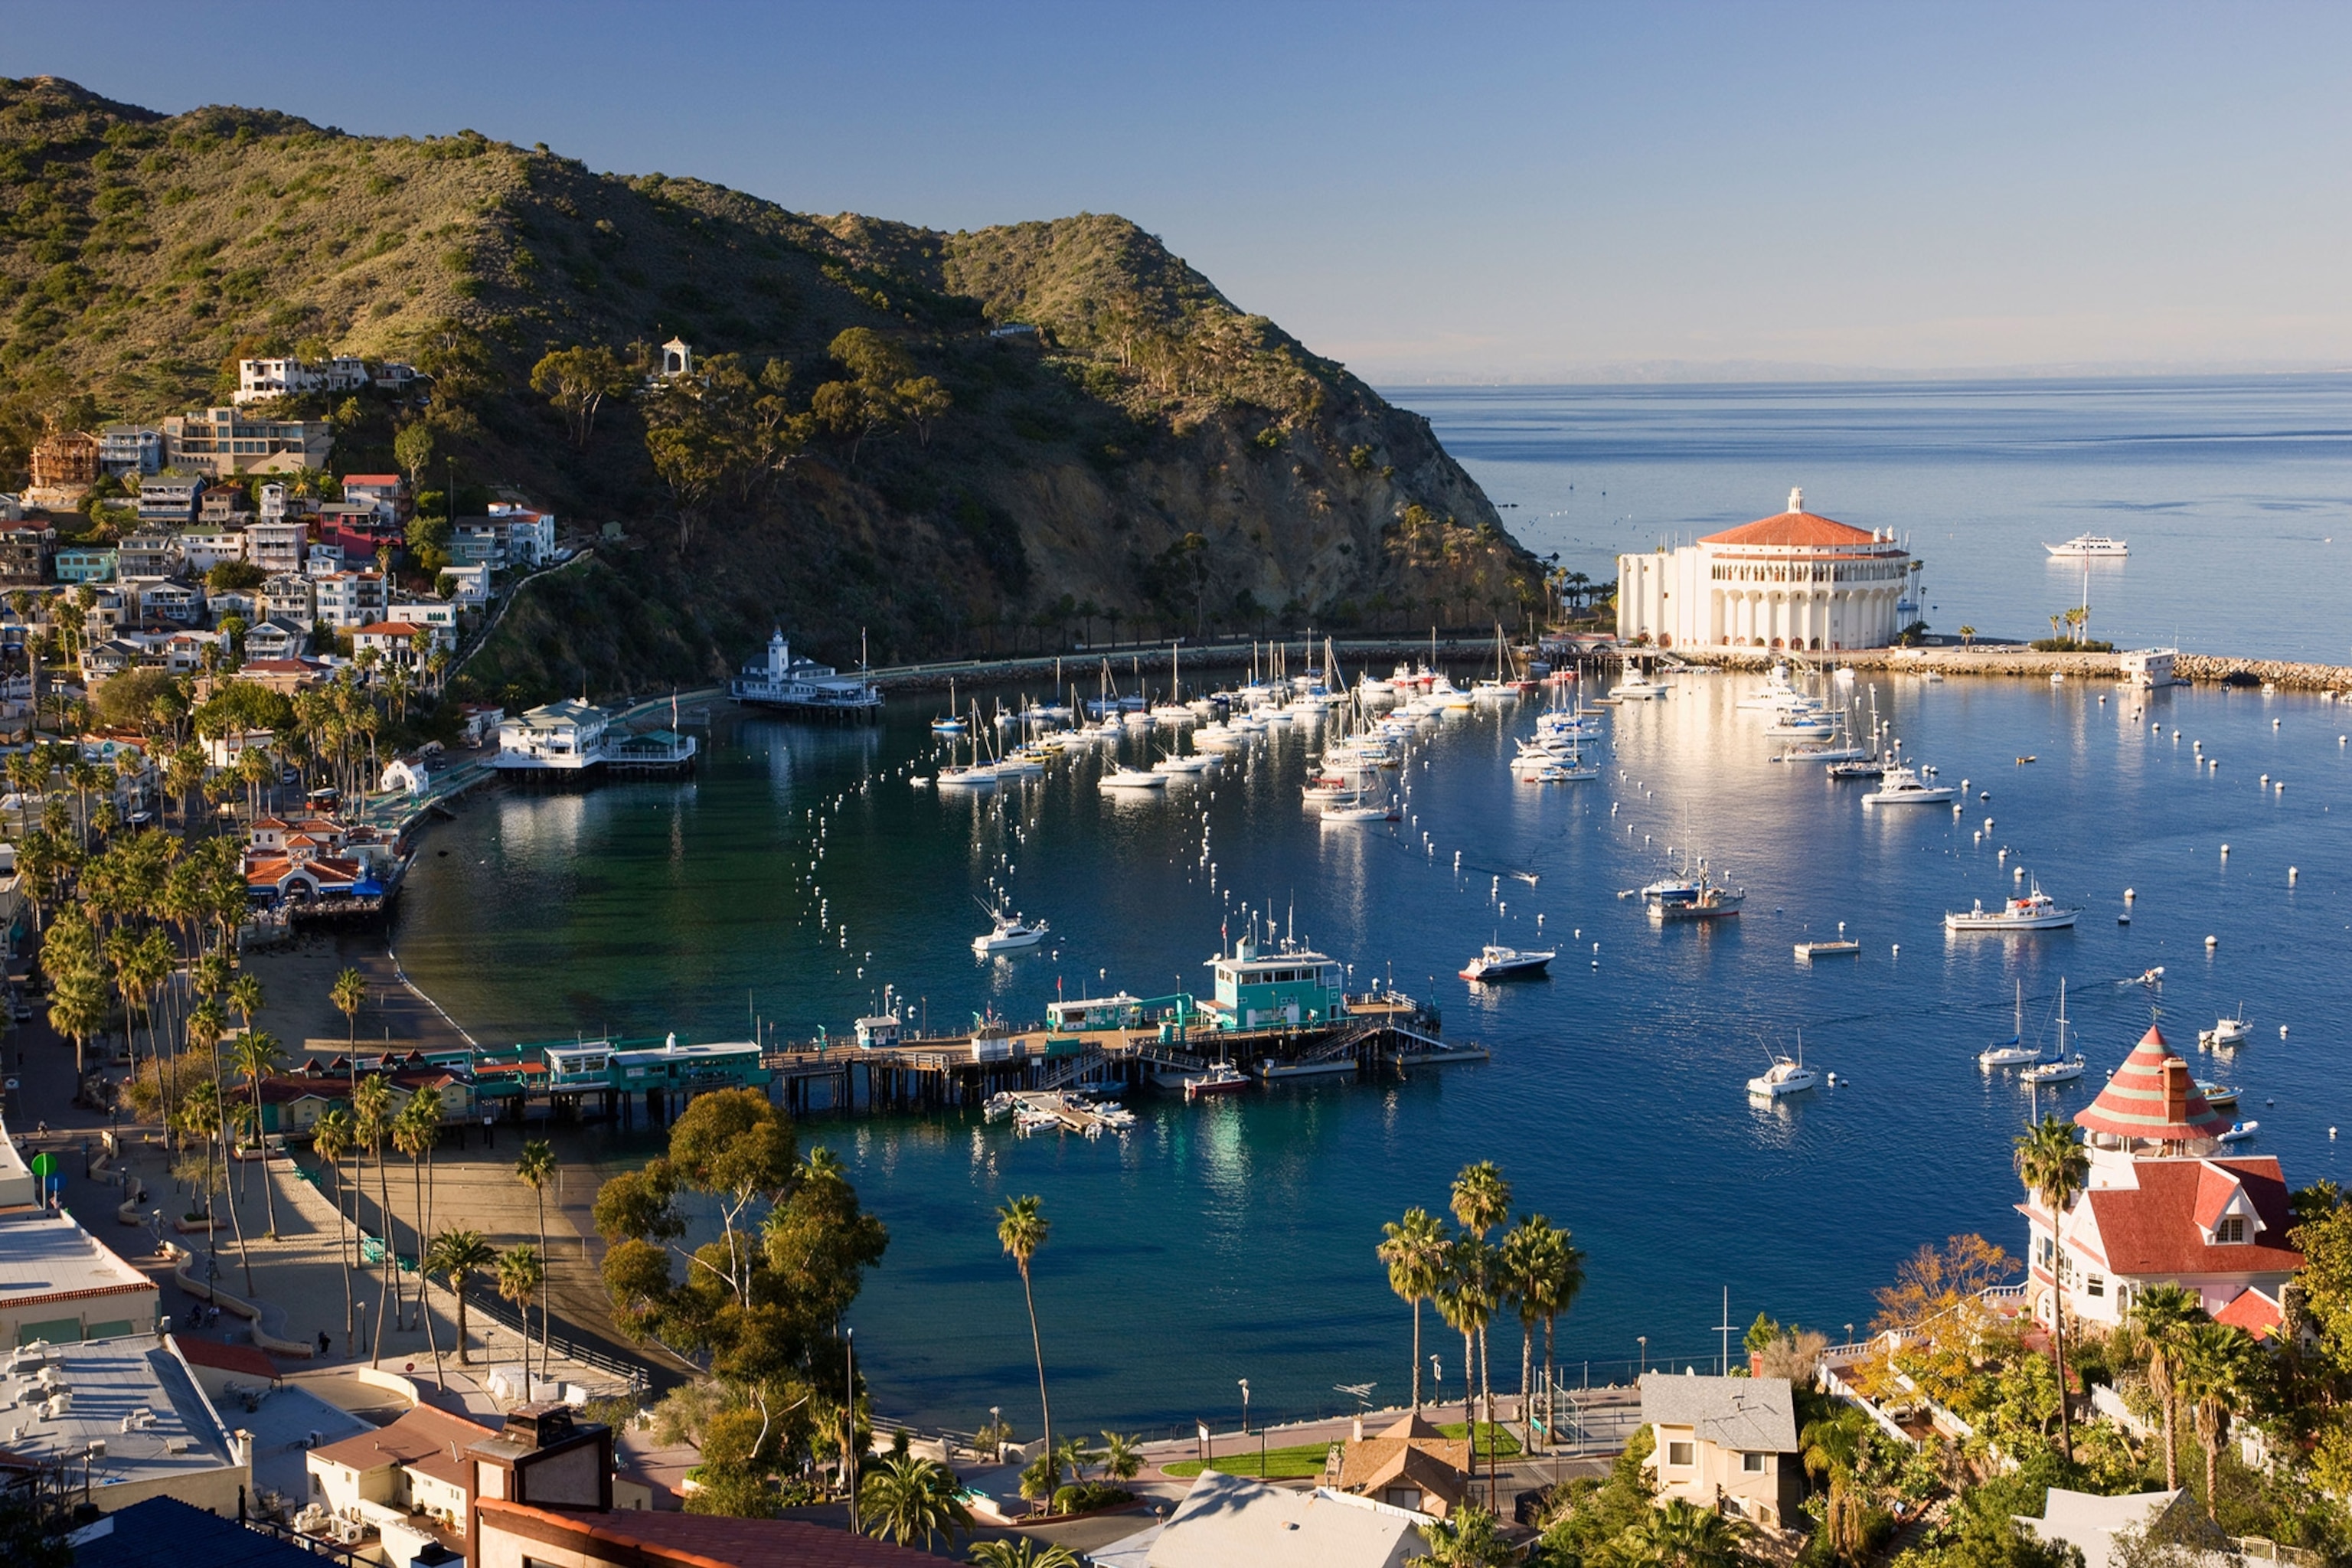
[11,1,2349,381]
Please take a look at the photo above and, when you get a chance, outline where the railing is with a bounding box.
[1037,1049,1111,1090]
[1821,1363,1919,1449]
[462,1286,664,1395]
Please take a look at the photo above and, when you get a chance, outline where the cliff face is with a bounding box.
[0,77,1535,699]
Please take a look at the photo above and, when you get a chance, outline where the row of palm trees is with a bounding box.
[1377,1161,1587,1454]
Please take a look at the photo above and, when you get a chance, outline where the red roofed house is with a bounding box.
[2021,1024,2300,1341]
[1617,488,1922,651]
[352,620,434,668]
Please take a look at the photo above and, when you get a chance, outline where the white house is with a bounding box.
[1639,1373,1803,1528]
[314,570,388,629]
[494,701,610,772]
[2024,1025,2301,1341]
[242,618,310,662]
[203,729,274,769]
[436,563,492,606]
[352,621,435,668]
[1619,488,1922,652]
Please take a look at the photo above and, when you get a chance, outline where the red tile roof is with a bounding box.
[2081,1157,2301,1277]
[354,622,423,638]
[310,1403,495,1488]
[479,1501,939,1566]
[341,475,402,487]
[169,1334,280,1380]
[2213,1286,2284,1341]
[1701,511,1886,550]
[2076,1026,2231,1144]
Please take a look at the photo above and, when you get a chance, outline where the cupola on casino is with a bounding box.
[1617,489,1925,651]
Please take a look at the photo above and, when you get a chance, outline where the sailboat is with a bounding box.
[1978,983,2041,1067]
[934,702,1002,787]
[1151,642,1197,726]
[931,678,969,733]
[1472,626,1521,702]
[2019,980,2086,1082]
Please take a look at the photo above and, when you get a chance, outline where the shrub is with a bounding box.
[1050,1482,1135,1515]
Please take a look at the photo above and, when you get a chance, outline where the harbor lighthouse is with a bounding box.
[1617,489,1922,651]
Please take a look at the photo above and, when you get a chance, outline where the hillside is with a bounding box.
[0,76,1537,699]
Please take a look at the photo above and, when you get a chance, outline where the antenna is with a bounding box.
[1713,1286,1736,1377]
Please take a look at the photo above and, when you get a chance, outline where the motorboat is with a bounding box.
[2197,1080,2240,1112]
[1612,676,1668,701]
[1098,767,1169,792]
[1747,1048,1820,1099]
[2217,1120,2260,1145]
[1944,886,2081,933]
[1459,945,1556,982]
[2198,1011,2250,1050]
[973,910,1049,955]
[1183,1062,1250,1102]
[1860,764,1957,806]
[1647,868,1744,922]
[2045,534,2129,557]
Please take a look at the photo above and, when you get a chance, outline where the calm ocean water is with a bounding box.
[1397,376,2352,664]
[396,380,2352,1437]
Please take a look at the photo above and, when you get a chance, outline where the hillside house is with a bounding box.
[97,426,165,477]
[135,479,203,528]
[162,407,332,476]
[0,522,54,586]
[242,619,311,662]
[1639,1372,1804,1528]
[1331,1410,1472,1517]
[24,428,99,508]
[54,547,117,584]
[314,570,388,629]
[352,621,433,668]
[339,475,411,523]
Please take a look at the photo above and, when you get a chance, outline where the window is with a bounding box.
[2086,1274,2105,1298]
[1742,1452,1769,1474]
[1667,1442,1694,1468]
[2217,1217,2246,1243]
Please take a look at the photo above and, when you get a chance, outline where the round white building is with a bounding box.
[1616,489,1922,652]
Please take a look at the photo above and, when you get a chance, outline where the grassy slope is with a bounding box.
[0,76,1537,702]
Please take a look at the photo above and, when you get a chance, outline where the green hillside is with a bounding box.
[0,75,1537,700]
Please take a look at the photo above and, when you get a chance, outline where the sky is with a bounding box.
[8,1,2351,383]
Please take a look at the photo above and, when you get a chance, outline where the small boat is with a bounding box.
[1944,886,2081,933]
[1748,1044,1820,1099]
[1794,940,1860,961]
[2020,1053,2086,1083]
[932,678,969,732]
[2045,534,2130,557]
[1827,758,1884,780]
[1979,1038,2040,1067]
[2198,1010,2250,1050]
[1460,946,1555,982]
[2196,1080,2240,1112]
[1646,858,1744,922]
[2130,966,2165,987]
[972,908,1049,956]
[1183,1062,1250,1102]
[1098,767,1169,792]
[2217,1120,2260,1145]
[1320,799,1400,824]
[1860,764,1957,807]
[1612,677,1668,701]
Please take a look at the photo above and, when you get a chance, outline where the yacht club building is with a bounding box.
[1617,489,1922,652]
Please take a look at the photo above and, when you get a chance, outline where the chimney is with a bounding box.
[2163,1057,2190,1125]
[504,1402,576,1450]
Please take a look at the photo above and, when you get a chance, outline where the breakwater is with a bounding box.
[1669,645,2352,694]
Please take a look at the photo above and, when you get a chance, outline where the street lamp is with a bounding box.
[1638,1335,1648,1376]
[1237,1377,1250,1437]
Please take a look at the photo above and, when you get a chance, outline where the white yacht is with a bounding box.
[1979,1037,2041,1067]
[1945,886,2081,933]
[2020,1053,2087,1083]
[1747,1049,1820,1099]
[1459,945,1555,982]
[2045,534,2129,557]
[2199,1010,2250,1050]
[1860,764,1957,806]
[1612,675,1668,701]
[972,910,1049,955]
[1098,766,1168,792]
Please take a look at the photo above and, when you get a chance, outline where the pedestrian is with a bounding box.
[317,1330,331,1357]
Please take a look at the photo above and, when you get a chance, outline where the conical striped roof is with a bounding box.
[2075,1024,2230,1144]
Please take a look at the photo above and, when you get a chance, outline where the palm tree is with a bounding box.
[2175,1321,2259,1520]
[394,1099,435,1330]
[329,966,366,1064]
[1449,1165,1510,1479]
[1433,1240,1488,1434]
[315,1107,358,1353]
[495,1245,543,1390]
[1409,1502,1517,1567]
[1606,1497,1756,1568]
[968,1540,1080,1568]
[1498,1214,1581,1449]
[1378,1207,1452,1411]
[227,1031,286,1237]
[1099,1431,1142,1483]
[47,965,107,1083]
[2014,1114,2089,1459]
[426,1227,497,1367]
[353,1073,398,1363]
[858,1452,972,1550]
[515,1139,557,1378]
[2131,1282,2207,1491]
[995,1195,1054,1462]
[1801,1406,1873,1565]
[227,973,264,1037]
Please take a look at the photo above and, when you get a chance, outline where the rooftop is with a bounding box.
[1094,1470,1418,1567]
[2076,1025,2232,1145]
[479,1500,939,1566]
[1638,1371,1800,1451]
[70,1494,322,1568]
[0,1210,158,1311]
[1699,491,1899,552]
[0,1336,237,1483]
[309,1400,496,1491]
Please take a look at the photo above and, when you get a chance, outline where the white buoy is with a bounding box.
[2275,718,2282,730]
[2261,774,2269,786]
[1592,942,1600,953]
[2221,844,2230,858]
[2281,1025,2290,1039]
[2014,866,2027,880]
[2206,934,2218,949]
[2125,887,2136,901]
[2289,867,2299,884]
[1984,818,1994,831]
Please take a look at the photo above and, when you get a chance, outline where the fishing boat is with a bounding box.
[1646,860,1745,922]
[1747,1043,1820,1098]
[1860,763,1957,806]
[972,907,1050,955]
[2198,1010,2250,1050]
[1183,1062,1250,1101]
[1944,884,2081,933]
[1460,945,1555,982]
[2197,1080,2240,1112]
[2045,534,2129,557]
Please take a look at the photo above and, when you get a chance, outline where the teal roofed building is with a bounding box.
[1205,938,1344,1030]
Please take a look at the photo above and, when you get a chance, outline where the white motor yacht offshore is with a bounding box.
[2045,534,2129,557]
[1459,945,1555,982]
[1747,1044,1820,1098]
[1860,763,1957,806]
[972,909,1050,955]
[1945,885,2080,932]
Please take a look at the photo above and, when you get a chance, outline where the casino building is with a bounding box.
[1616,489,1922,651]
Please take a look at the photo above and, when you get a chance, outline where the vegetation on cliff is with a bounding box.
[0,76,1537,701]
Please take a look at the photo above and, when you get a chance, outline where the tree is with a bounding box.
[315,1107,358,1352]
[393,421,436,493]
[1099,1431,1142,1482]
[1500,1214,1583,1449]
[426,1228,498,1367]
[896,376,952,448]
[1800,1406,1873,1565]
[393,1095,436,1336]
[530,345,632,449]
[2013,1116,2089,1460]
[1959,624,1978,647]
[496,1246,544,1388]
[1379,1207,1452,1412]
[47,962,106,1083]
[996,1195,1054,1465]
[1411,1503,1516,1567]
[354,1073,399,1364]
[1599,1496,1757,1568]
[516,1139,558,1384]
[1449,1162,1511,1490]
[227,1030,286,1237]
[330,964,366,1058]
[859,1452,972,1549]
[968,1541,1080,1568]
[2130,1282,2206,1492]
[2173,1321,2259,1520]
